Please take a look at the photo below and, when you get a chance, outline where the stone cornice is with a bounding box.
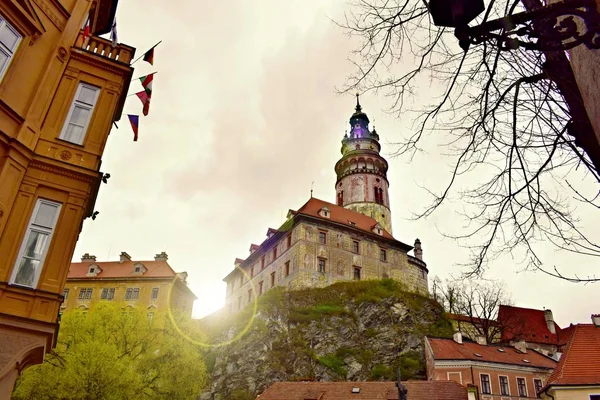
[28,159,99,184]
[434,359,554,373]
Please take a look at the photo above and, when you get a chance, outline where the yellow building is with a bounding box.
[63,252,197,317]
[539,317,600,400]
[0,0,134,394]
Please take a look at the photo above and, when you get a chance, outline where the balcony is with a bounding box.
[73,31,134,65]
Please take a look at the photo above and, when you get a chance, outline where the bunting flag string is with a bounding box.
[135,91,151,116]
[130,41,162,66]
[143,47,154,65]
[139,73,155,96]
[127,115,139,141]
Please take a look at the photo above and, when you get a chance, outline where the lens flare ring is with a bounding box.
[165,265,259,348]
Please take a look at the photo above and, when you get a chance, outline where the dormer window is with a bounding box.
[86,264,101,277]
[348,221,356,226]
[132,263,146,275]
[318,206,330,218]
[372,223,383,236]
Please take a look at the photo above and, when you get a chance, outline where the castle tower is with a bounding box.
[334,95,393,233]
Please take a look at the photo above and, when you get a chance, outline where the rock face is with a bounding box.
[199,280,452,400]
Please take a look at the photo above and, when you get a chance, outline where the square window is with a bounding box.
[151,287,159,300]
[480,374,491,394]
[63,288,69,299]
[517,377,527,397]
[319,232,327,245]
[132,288,139,300]
[353,267,361,280]
[59,83,100,145]
[258,281,264,295]
[270,272,276,287]
[352,240,360,254]
[0,18,21,81]
[273,247,277,260]
[10,199,61,288]
[499,376,509,395]
[101,288,108,299]
[125,288,133,300]
[287,235,292,249]
[318,258,326,273]
[380,249,387,262]
[285,261,290,277]
[261,257,265,269]
[78,288,86,299]
[534,379,542,395]
[107,288,115,300]
[84,288,93,299]
[251,266,255,278]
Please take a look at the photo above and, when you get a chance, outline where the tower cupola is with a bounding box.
[334,96,393,233]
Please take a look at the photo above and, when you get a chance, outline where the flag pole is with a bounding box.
[130,40,162,66]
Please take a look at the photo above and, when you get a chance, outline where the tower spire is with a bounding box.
[335,98,392,233]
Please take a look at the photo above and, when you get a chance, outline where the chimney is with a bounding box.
[544,309,556,334]
[119,252,131,263]
[592,314,600,327]
[514,341,527,353]
[453,332,463,344]
[81,253,96,262]
[475,335,487,346]
[154,251,168,261]
[414,238,423,260]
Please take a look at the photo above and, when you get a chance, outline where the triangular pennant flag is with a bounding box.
[135,91,151,116]
[127,115,139,141]
[139,73,155,96]
[110,17,118,46]
[143,47,154,65]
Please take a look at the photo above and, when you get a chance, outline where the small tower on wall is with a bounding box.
[335,96,393,233]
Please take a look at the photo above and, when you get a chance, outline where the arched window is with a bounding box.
[337,191,344,206]
[379,188,384,204]
[374,187,379,204]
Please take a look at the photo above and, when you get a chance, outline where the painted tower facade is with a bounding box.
[335,96,392,233]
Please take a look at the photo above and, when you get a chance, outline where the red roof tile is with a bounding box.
[296,198,396,241]
[546,324,600,386]
[68,259,177,279]
[427,337,557,369]
[256,381,467,400]
[498,305,561,345]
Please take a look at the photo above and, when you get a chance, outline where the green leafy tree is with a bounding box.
[13,302,207,400]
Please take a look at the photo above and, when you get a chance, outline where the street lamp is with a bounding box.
[427,0,600,52]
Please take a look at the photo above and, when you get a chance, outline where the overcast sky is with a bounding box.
[73,0,600,326]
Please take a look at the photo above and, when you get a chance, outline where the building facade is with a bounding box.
[63,252,197,317]
[0,0,134,393]
[222,99,428,314]
[539,315,600,400]
[425,335,557,400]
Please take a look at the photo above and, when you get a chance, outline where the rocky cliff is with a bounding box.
[199,279,452,400]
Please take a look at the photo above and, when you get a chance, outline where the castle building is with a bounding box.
[0,0,134,393]
[63,252,197,317]
[222,97,428,314]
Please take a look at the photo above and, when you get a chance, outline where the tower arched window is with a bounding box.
[337,191,344,206]
[379,188,384,205]
[374,187,380,204]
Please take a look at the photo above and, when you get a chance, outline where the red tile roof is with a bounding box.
[546,324,600,386]
[296,198,396,240]
[68,259,178,279]
[498,305,561,345]
[256,381,467,400]
[426,337,557,369]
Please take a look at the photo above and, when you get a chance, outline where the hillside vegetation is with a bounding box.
[200,279,452,400]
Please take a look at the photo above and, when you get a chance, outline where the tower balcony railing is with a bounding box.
[73,30,134,65]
